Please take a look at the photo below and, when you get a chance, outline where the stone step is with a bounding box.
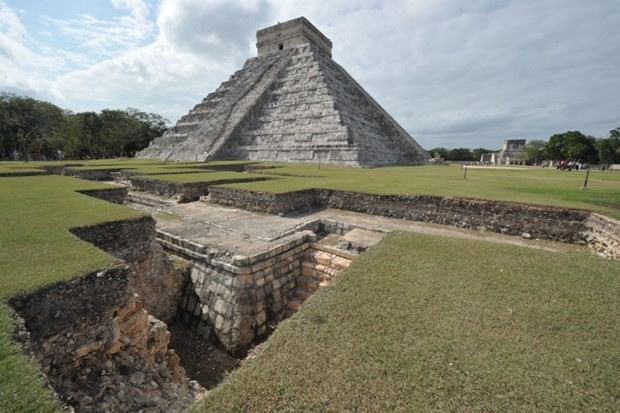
[296,275,319,291]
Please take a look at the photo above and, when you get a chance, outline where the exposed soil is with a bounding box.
[167,322,239,390]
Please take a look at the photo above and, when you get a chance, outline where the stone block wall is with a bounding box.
[128,176,271,203]
[583,213,620,259]
[64,167,123,181]
[168,231,316,355]
[207,186,604,245]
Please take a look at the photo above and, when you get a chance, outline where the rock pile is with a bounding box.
[33,295,202,412]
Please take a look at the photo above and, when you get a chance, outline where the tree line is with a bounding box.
[0,92,169,161]
[429,129,620,165]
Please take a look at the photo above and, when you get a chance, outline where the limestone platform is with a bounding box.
[127,197,582,260]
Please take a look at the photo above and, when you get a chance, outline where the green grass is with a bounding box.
[0,176,142,295]
[4,160,618,218]
[0,175,143,412]
[133,170,251,183]
[0,160,619,411]
[193,232,620,412]
[0,308,63,412]
[221,163,620,219]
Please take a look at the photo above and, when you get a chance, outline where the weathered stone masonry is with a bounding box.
[208,186,592,243]
[137,17,430,166]
[160,229,318,355]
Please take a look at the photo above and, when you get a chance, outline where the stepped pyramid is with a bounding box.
[137,17,430,166]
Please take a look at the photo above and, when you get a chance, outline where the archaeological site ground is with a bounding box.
[1,158,619,412]
[2,16,620,413]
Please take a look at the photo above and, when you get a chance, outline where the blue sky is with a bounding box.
[1,0,619,149]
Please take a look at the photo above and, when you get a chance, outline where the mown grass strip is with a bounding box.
[194,232,620,412]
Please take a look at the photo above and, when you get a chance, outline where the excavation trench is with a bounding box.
[7,185,619,412]
[7,201,364,412]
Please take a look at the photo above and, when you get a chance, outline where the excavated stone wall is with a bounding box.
[207,186,600,244]
[64,168,123,181]
[161,230,316,355]
[583,213,620,259]
[9,268,200,412]
[69,216,184,324]
[77,187,128,205]
[128,176,271,203]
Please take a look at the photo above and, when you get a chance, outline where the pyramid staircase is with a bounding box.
[137,17,430,166]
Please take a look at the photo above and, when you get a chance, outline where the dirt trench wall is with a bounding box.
[69,216,184,324]
[78,187,128,204]
[208,187,592,243]
[9,268,200,412]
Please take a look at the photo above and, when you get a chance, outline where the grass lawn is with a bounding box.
[0,175,143,412]
[133,170,254,183]
[0,160,618,412]
[193,232,620,412]
[222,163,620,219]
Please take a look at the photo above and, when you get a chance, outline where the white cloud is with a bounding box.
[2,0,620,148]
[41,0,154,59]
[50,0,275,120]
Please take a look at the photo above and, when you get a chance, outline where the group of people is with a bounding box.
[556,160,589,171]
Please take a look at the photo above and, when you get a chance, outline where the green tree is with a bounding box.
[428,147,448,159]
[471,148,495,161]
[595,127,620,166]
[446,148,474,161]
[124,108,169,155]
[0,91,169,159]
[545,131,597,162]
[524,140,546,164]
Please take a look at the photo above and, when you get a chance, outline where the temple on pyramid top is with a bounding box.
[137,17,430,167]
[256,17,333,57]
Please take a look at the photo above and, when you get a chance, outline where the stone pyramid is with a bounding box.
[137,17,430,166]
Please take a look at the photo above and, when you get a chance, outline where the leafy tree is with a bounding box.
[524,140,546,164]
[428,147,448,159]
[545,131,597,162]
[471,148,495,161]
[446,148,474,161]
[0,92,169,160]
[596,127,620,166]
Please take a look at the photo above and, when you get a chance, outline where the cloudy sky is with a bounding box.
[1,0,619,149]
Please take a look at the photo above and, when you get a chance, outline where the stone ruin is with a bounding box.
[137,17,430,166]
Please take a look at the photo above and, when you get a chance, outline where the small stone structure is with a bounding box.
[161,218,364,355]
[137,17,430,167]
[482,139,527,165]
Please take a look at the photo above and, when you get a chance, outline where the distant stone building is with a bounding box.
[497,139,526,165]
[137,17,430,167]
[480,139,526,165]
[479,152,496,165]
